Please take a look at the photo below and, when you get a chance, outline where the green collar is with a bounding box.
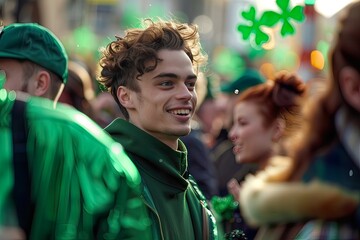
[106,119,189,190]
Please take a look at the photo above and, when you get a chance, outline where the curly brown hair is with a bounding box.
[98,18,207,119]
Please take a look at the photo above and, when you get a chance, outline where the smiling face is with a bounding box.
[118,49,197,149]
[228,101,276,164]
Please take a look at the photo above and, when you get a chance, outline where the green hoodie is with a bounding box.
[106,119,218,240]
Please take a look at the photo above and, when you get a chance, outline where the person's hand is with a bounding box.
[0,226,25,240]
[227,178,241,202]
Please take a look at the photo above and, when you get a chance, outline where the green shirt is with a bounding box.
[106,118,218,240]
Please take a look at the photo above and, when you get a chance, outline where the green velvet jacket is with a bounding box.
[0,90,151,239]
[106,119,219,240]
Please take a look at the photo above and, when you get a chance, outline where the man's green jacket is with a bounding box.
[106,119,219,240]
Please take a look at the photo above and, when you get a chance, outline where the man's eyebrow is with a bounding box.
[153,72,197,80]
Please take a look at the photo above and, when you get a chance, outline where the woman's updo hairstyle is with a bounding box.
[236,71,307,138]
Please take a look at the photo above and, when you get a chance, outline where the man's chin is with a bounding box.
[174,127,192,137]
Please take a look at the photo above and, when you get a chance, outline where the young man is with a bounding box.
[0,23,68,105]
[98,19,218,239]
[0,88,151,239]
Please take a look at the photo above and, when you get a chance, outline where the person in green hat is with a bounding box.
[211,68,266,195]
[0,86,152,239]
[0,23,68,105]
[209,67,265,237]
[0,22,152,240]
[98,19,218,240]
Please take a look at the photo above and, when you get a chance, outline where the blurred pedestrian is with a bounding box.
[211,68,265,197]
[181,73,219,200]
[232,3,360,239]
[226,71,307,239]
[58,59,95,117]
[0,88,151,239]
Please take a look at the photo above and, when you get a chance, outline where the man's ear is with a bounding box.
[34,70,51,97]
[272,118,285,142]
[339,67,360,112]
[117,86,134,109]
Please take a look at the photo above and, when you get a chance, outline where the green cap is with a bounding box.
[0,23,68,83]
[220,68,265,94]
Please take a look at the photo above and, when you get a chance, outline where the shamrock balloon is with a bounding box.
[238,0,306,46]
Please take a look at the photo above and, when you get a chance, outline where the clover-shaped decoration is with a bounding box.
[237,6,269,46]
[272,0,305,36]
[237,0,306,47]
[211,194,239,221]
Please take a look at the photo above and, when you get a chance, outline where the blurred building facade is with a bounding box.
[0,0,356,82]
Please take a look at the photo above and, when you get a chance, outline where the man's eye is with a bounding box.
[160,81,173,87]
[186,82,196,89]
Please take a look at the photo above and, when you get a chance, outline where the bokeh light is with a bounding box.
[310,50,325,70]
